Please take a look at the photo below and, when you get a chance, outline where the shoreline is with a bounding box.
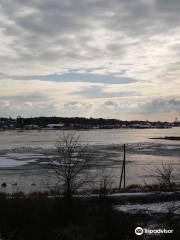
[150,136,180,141]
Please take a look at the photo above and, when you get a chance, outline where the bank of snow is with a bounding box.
[115,201,180,215]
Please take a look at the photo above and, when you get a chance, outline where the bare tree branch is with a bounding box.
[48,131,92,200]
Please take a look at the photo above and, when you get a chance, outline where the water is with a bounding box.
[0,127,180,148]
[0,128,180,192]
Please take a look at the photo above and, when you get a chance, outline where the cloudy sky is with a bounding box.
[0,0,180,121]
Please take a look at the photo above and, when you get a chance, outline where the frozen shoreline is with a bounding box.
[0,141,180,169]
[115,200,180,215]
[0,129,180,192]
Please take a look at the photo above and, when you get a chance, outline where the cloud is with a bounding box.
[137,98,180,114]
[0,100,57,117]
[0,0,180,79]
[74,85,140,98]
[0,92,49,102]
[0,0,180,120]
[103,100,118,107]
[1,0,180,69]
[64,101,92,110]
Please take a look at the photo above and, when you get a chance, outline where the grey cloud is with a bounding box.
[1,0,180,66]
[103,100,118,107]
[137,98,180,114]
[156,0,180,12]
[0,73,7,79]
[1,0,180,120]
[64,101,92,110]
[74,85,140,98]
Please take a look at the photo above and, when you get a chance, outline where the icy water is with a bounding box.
[0,128,180,192]
[1,128,180,148]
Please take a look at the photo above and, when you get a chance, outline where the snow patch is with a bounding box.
[5,153,44,159]
[0,156,36,167]
[115,201,180,214]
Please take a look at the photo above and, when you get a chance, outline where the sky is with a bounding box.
[0,0,180,121]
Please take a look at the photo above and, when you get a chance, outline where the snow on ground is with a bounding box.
[110,192,175,197]
[138,149,155,152]
[5,153,45,159]
[0,156,36,167]
[110,192,153,197]
[162,146,180,150]
[0,153,45,167]
[115,201,180,214]
[0,153,56,168]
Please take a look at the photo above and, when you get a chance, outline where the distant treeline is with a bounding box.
[22,117,170,126]
[22,117,123,126]
[0,116,178,128]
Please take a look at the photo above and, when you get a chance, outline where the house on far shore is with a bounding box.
[46,123,64,129]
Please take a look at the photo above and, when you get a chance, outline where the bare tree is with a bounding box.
[154,162,174,188]
[49,132,91,200]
